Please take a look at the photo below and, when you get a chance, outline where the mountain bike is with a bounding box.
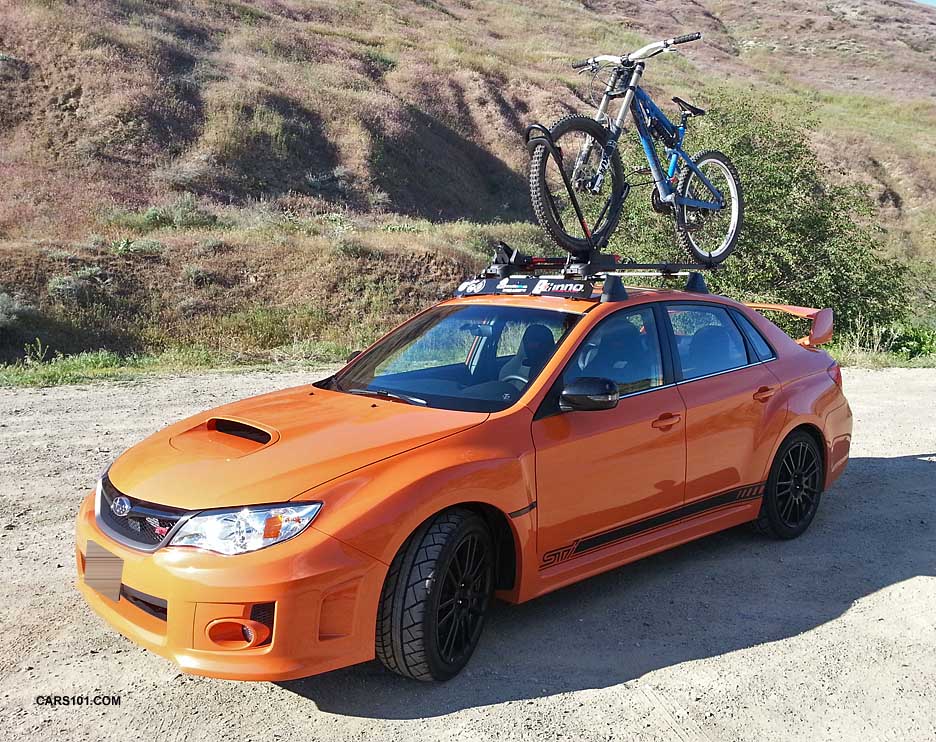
[528,32,743,265]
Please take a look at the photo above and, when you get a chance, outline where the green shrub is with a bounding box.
[107,194,219,232]
[47,275,96,305]
[333,237,372,258]
[884,323,936,359]
[0,292,31,330]
[111,238,166,257]
[194,238,231,257]
[73,265,104,281]
[182,265,218,287]
[361,49,396,77]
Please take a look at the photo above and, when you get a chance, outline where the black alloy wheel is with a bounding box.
[434,532,491,667]
[376,508,494,681]
[755,431,824,539]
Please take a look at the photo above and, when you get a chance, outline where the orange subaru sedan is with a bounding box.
[75,268,851,682]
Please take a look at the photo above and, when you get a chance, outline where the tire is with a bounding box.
[529,114,626,257]
[676,149,743,265]
[375,508,494,681]
[754,431,824,539]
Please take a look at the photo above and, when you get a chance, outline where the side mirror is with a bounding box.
[559,377,619,412]
[346,350,362,363]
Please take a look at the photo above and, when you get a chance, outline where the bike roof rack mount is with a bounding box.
[452,243,714,303]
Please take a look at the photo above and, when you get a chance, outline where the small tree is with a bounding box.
[607,87,908,332]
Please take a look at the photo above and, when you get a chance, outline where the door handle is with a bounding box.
[651,413,682,429]
[753,385,776,402]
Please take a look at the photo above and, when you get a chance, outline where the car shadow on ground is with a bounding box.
[279,453,935,719]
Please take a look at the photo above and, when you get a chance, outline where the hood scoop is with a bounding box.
[169,417,278,459]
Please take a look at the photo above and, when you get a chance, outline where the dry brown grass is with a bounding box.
[1,0,935,366]
[2,0,934,240]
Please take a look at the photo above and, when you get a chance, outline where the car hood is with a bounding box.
[106,384,488,510]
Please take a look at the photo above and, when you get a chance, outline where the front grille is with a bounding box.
[98,475,186,548]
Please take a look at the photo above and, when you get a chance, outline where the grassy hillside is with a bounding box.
[1,0,935,377]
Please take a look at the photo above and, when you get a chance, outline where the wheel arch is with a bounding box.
[773,422,828,485]
[464,502,519,592]
[386,501,521,594]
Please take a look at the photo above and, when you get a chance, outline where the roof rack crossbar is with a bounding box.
[466,244,713,298]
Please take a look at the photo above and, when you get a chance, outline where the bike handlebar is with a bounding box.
[572,31,702,69]
[670,31,702,45]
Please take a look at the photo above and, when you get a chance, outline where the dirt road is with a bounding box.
[1,368,934,741]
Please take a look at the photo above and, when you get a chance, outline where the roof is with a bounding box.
[442,285,733,314]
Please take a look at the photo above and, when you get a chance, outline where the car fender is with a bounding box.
[294,409,537,595]
[761,364,843,485]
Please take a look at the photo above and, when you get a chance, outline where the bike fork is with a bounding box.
[581,64,644,192]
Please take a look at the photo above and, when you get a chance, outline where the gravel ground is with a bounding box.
[1,367,934,742]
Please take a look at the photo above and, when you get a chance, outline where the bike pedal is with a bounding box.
[632,167,652,176]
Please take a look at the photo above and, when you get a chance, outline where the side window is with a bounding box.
[667,305,749,380]
[566,307,664,395]
[732,311,776,361]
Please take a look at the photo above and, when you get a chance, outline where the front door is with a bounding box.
[532,305,687,569]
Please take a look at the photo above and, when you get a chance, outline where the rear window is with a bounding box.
[732,311,776,361]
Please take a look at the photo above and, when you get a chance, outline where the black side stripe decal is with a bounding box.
[540,483,764,569]
[509,501,537,519]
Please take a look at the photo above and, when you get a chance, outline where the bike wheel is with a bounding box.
[529,114,626,257]
[676,149,743,265]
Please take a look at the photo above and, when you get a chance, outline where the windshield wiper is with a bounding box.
[347,388,428,406]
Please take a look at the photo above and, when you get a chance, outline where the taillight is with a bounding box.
[827,362,842,389]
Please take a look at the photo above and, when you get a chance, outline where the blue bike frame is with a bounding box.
[612,85,723,212]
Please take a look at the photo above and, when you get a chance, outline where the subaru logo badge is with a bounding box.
[110,496,131,518]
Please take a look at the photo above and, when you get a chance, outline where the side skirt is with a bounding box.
[531,485,763,600]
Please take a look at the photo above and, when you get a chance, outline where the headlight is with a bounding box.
[169,502,322,555]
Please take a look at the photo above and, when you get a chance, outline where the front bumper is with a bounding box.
[75,492,386,681]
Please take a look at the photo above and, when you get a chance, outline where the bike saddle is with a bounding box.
[672,97,706,116]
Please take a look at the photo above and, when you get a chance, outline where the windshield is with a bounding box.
[325,304,582,412]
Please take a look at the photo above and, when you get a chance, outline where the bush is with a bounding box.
[107,194,219,232]
[182,265,218,287]
[176,297,216,317]
[606,88,910,334]
[73,265,105,281]
[111,238,166,257]
[0,292,29,330]
[885,323,936,359]
[47,275,96,305]
[194,238,231,257]
[333,236,372,258]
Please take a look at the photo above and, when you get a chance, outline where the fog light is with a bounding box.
[205,618,270,650]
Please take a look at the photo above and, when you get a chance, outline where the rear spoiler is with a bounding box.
[744,303,834,347]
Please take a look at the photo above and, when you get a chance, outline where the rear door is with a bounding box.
[664,302,786,506]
